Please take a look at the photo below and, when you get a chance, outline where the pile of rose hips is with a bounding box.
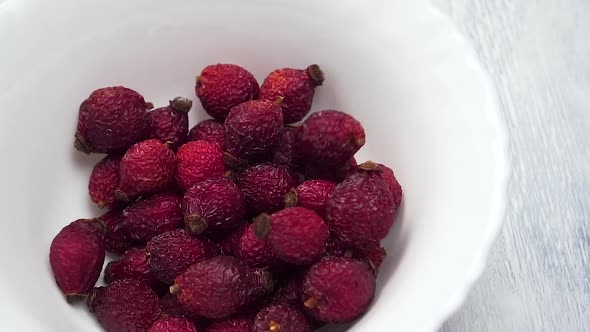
[50,63,403,332]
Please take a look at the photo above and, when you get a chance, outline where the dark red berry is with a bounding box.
[325,167,396,248]
[303,157,357,182]
[196,64,259,120]
[160,292,200,320]
[224,99,284,164]
[97,209,136,255]
[89,154,121,209]
[175,140,226,191]
[255,207,328,265]
[302,257,375,323]
[149,97,192,149]
[206,317,253,332]
[49,219,105,302]
[238,163,295,214]
[253,304,310,332]
[297,111,365,167]
[361,161,403,209]
[182,178,245,235]
[148,317,199,332]
[188,119,225,149]
[89,279,162,332]
[147,229,214,285]
[213,222,249,256]
[272,126,300,168]
[75,86,151,154]
[259,65,324,124]
[171,256,274,319]
[120,193,183,243]
[236,223,279,268]
[324,234,386,274]
[116,139,176,201]
[284,180,335,218]
[104,247,163,291]
[271,274,303,308]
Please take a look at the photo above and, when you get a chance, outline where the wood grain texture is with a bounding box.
[431,0,590,331]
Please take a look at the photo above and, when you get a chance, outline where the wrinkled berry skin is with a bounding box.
[238,163,295,214]
[272,126,300,168]
[376,163,403,208]
[121,193,183,243]
[287,180,335,218]
[148,317,199,332]
[325,169,396,248]
[303,157,357,183]
[176,140,226,191]
[253,304,310,332]
[49,219,105,301]
[98,209,136,255]
[75,86,150,154]
[147,229,214,285]
[160,292,200,320]
[182,178,245,235]
[302,257,375,323]
[206,317,252,332]
[297,111,365,167]
[259,65,324,124]
[259,207,328,265]
[149,97,192,149]
[196,64,259,120]
[236,223,278,268]
[104,247,163,291]
[188,119,225,149]
[225,100,284,163]
[214,222,249,256]
[89,154,121,209]
[324,234,386,274]
[116,139,176,201]
[272,274,304,308]
[171,256,273,319]
[89,278,162,332]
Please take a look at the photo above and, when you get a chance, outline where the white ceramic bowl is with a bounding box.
[0,0,508,331]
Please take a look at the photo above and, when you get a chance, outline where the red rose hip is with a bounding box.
[360,161,403,209]
[104,247,163,291]
[149,97,192,149]
[238,163,295,214]
[253,304,310,332]
[236,223,279,268]
[88,154,121,209]
[272,126,300,168]
[97,209,136,255]
[120,193,183,243]
[175,140,226,191]
[148,317,199,332]
[284,180,336,218]
[188,119,225,149]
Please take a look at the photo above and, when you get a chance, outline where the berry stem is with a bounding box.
[73,136,91,154]
[169,284,181,295]
[304,297,318,309]
[283,188,298,208]
[64,293,86,304]
[223,152,247,170]
[307,64,325,86]
[358,161,379,171]
[114,189,131,203]
[185,214,208,235]
[253,214,272,240]
[169,96,193,113]
[269,321,281,331]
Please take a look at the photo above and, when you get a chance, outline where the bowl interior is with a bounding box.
[0,0,506,331]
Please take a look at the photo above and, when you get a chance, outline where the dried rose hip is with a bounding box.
[284,180,335,218]
[75,86,151,154]
[259,65,324,124]
[148,317,199,332]
[147,229,214,285]
[120,193,183,243]
[213,222,249,256]
[171,256,274,319]
[159,292,201,321]
[97,209,136,255]
[149,97,192,149]
[104,247,163,291]
[175,140,226,191]
[224,100,284,164]
[303,156,357,183]
[196,64,259,120]
[297,111,365,167]
[182,177,245,235]
[238,163,295,214]
[302,257,375,323]
[255,207,328,265]
[236,223,279,269]
[359,161,403,209]
[206,317,253,332]
[89,278,162,332]
[88,154,121,209]
[253,304,310,332]
[325,166,396,248]
[188,119,225,149]
[272,126,300,168]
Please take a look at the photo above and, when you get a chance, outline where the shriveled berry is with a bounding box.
[302,257,375,323]
[271,274,303,308]
[284,180,335,218]
[49,219,105,302]
[75,86,151,154]
[303,157,357,182]
[171,256,274,319]
[188,119,225,149]
[224,100,284,164]
[98,209,136,255]
[272,126,300,168]
[213,222,249,256]
[325,167,396,248]
[324,234,386,274]
[183,178,245,235]
[104,247,163,291]
[238,163,295,214]
[149,97,192,149]
[89,154,121,209]
[259,65,324,124]
[160,292,200,320]
[89,278,162,332]
[359,161,403,209]
[120,193,183,243]
[297,111,365,167]
[148,317,199,332]
[206,317,253,332]
[196,64,259,120]
[147,229,214,285]
[116,139,176,201]
[175,140,226,191]
[236,223,278,268]
[253,304,310,332]
[255,207,328,265]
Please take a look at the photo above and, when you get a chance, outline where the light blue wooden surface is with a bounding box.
[433,1,590,331]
